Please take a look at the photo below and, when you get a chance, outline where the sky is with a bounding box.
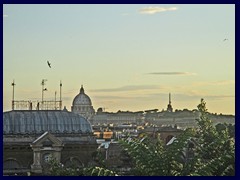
[3,4,235,115]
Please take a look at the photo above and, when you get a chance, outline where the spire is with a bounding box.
[169,93,171,105]
[167,93,173,112]
[80,85,84,94]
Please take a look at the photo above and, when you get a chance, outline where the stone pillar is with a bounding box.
[31,148,43,173]
[52,146,63,162]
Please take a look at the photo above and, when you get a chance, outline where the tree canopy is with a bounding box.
[48,99,235,176]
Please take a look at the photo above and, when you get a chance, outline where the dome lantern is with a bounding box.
[80,85,84,94]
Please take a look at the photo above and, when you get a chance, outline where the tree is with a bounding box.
[191,99,235,176]
[48,156,117,176]
[118,99,235,176]
[48,99,234,176]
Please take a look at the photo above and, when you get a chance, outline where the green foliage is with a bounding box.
[118,98,235,176]
[48,98,235,176]
[91,149,107,168]
[48,151,118,176]
[216,123,235,138]
[49,157,83,176]
[193,99,235,175]
[83,166,118,176]
[119,136,165,175]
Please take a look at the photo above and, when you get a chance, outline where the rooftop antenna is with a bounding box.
[55,91,57,110]
[60,80,62,110]
[11,80,16,110]
[41,79,47,109]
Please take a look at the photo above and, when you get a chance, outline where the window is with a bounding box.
[43,153,52,163]
[4,159,21,170]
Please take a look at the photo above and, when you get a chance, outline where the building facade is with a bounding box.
[3,110,98,175]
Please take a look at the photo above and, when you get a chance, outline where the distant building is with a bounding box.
[71,85,95,120]
[138,125,183,144]
[93,110,144,125]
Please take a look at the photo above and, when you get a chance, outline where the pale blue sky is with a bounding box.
[3,4,235,114]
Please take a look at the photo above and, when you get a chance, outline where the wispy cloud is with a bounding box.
[93,92,234,103]
[91,85,160,92]
[3,14,8,18]
[192,80,235,86]
[211,80,235,86]
[139,7,178,15]
[63,89,79,94]
[121,13,130,16]
[176,93,234,101]
[93,95,131,100]
[204,95,235,100]
[18,89,39,94]
[147,72,197,76]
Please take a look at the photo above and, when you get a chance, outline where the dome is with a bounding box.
[72,86,92,106]
[3,110,93,135]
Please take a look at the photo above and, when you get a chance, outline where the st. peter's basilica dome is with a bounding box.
[71,85,95,120]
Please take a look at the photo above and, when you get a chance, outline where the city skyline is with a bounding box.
[3,4,235,115]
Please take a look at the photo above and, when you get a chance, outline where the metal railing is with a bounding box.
[12,100,62,110]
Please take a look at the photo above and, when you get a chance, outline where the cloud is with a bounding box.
[192,80,235,86]
[93,92,235,104]
[212,80,235,86]
[139,7,178,14]
[204,95,235,100]
[93,95,131,100]
[147,72,197,76]
[3,14,8,18]
[146,92,235,102]
[175,93,234,101]
[121,13,129,16]
[91,85,160,92]
[63,89,78,94]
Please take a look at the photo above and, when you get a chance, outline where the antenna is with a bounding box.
[41,79,48,109]
[55,91,57,110]
[11,80,16,110]
[60,80,62,110]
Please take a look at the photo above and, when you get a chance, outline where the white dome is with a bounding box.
[72,86,92,106]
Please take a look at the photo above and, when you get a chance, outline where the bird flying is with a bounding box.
[47,61,51,68]
[223,38,228,41]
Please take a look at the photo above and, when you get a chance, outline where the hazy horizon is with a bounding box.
[3,4,235,115]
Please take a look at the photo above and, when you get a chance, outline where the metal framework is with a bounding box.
[12,100,63,110]
[11,79,63,111]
